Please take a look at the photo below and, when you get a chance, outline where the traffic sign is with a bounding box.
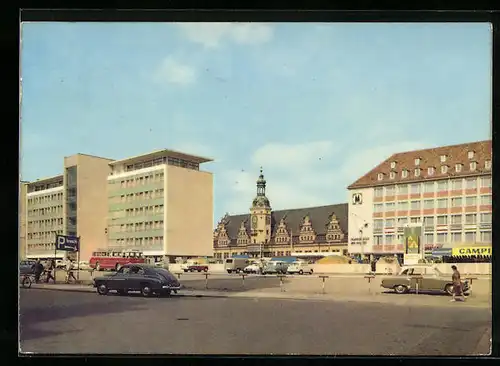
[55,235,80,252]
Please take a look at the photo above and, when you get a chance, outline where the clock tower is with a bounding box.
[250,168,272,245]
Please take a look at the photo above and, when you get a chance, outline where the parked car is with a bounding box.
[287,261,314,275]
[78,261,91,270]
[20,260,36,275]
[93,264,182,297]
[262,261,289,275]
[225,258,250,274]
[243,262,262,274]
[180,259,209,273]
[380,265,470,295]
[181,264,208,272]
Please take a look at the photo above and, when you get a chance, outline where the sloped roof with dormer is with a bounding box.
[348,140,492,189]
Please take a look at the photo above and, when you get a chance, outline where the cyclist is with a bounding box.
[32,259,45,283]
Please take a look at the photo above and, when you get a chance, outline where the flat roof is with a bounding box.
[109,148,213,166]
[28,174,64,185]
[65,153,115,161]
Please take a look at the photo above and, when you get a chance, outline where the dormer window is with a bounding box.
[402,169,408,178]
[440,155,447,163]
[441,165,448,174]
[415,158,420,166]
[415,168,421,177]
[485,160,491,170]
[470,161,477,171]
[428,167,435,176]
[390,161,397,169]
[455,163,462,172]
[389,172,396,179]
[468,151,475,159]
[377,173,384,181]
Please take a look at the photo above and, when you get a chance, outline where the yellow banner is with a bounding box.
[452,247,492,256]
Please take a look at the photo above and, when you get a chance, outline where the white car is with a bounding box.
[78,261,91,270]
[243,263,261,274]
[287,261,314,275]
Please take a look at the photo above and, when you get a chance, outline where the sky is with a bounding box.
[20,22,492,225]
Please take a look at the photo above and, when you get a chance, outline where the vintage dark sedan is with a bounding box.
[93,264,182,297]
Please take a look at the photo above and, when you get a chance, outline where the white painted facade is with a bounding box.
[347,187,374,256]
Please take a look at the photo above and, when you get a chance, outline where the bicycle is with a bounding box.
[20,274,33,289]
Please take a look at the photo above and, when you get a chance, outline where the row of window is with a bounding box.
[28,193,64,205]
[373,213,492,229]
[28,205,64,217]
[112,220,165,233]
[111,236,164,247]
[379,160,491,181]
[27,218,64,230]
[373,195,492,212]
[123,205,165,216]
[27,243,56,251]
[110,189,165,204]
[28,181,64,193]
[116,172,165,188]
[373,230,492,245]
[114,156,200,174]
[374,176,491,197]
[27,230,63,240]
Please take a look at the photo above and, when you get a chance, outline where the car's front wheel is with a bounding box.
[97,283,108,295]
[299,270,304,275]
[141,284,152,297]
[394,285,408,294]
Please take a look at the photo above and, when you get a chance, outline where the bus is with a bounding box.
[89,249,146,271]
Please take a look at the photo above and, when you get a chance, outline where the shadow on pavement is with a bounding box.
[19,290,183,341]
[181,276,283,293]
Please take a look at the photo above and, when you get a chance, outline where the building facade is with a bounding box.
[24,154,113,261]
[19,181,29,260]
[213,169,349,259]
[25,175,65,259]
[347,140,492,258]
[106,149,214,262]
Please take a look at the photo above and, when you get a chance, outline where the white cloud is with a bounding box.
[176,23,273,48]
[217,139,431,219]
[154,57,196,85]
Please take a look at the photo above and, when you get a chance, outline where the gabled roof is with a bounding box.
[348,140,492,189]
[217,203,348,240]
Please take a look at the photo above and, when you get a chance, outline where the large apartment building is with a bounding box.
[24,154,113,261]
[106,149,214,262]
[347,140,492,258]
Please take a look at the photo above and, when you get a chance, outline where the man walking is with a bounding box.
[451,265,465,302]
[45,259,56,283]
[65,259,77,283]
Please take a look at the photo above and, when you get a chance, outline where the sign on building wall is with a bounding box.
[403,226,422,265]
[352,193,363,205]
[452,246,491,256]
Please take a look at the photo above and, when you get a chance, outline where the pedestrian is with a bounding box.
[65,259,77,283]
[45,259,56,283]
[33,259,44,283]
[451,265,465,302]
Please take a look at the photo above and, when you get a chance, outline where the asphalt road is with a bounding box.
[19,289,491,355]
